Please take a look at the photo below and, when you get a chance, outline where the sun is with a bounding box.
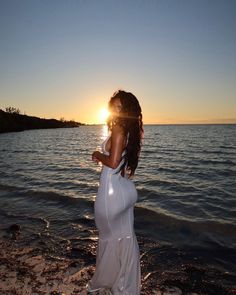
[99,107,110,123]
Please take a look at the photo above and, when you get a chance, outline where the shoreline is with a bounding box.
[0,228,235,295]
[0,109,84,134]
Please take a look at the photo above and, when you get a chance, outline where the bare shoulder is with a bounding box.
[112,124,125,135]
[111,124,127,148]
[111,125,127,145]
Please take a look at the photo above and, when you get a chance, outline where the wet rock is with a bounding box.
[9,224,21,232]
[69,260,79,268]
[156,286,182,294]
[8,224,21,240]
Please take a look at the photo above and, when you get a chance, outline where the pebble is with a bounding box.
[155,286,182,295]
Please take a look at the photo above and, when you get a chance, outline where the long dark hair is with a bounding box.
[106,90,144,178]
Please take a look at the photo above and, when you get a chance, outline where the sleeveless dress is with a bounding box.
[86,132,141,294]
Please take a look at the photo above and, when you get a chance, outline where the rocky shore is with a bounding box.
[0,224,235,295]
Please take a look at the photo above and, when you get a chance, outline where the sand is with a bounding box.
[0,232,235,295]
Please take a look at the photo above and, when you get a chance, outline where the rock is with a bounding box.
[8,224,21,240]
[98,288,112,295]
[9,224,21,232]
[156,286,183,295]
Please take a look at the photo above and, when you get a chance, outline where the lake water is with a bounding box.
[0,124,236,282]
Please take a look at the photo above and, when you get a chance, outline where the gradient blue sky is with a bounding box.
[0,0,236,124]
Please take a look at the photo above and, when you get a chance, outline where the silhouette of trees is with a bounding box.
[0,109,84,133]
[5,107,21,114]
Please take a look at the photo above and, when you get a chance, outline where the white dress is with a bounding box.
[86,132,141,294]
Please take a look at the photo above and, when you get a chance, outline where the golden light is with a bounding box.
[99,107,110,123]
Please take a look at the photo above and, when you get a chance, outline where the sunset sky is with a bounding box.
[0,0,236,124]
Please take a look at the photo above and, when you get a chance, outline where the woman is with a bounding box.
[86,90,144,294]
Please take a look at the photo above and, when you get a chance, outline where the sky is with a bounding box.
[0,0,236,124]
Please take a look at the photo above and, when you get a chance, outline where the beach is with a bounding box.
[0,235,91,294]
[0,225,235,295]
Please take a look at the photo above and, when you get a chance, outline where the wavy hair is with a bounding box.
[106,90,144,178]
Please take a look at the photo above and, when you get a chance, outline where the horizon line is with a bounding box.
[86,122,236,126]
[1,109,235,125]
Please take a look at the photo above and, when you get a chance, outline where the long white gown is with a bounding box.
[86,132,141,294]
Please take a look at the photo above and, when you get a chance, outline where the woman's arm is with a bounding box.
[92,125,125,169]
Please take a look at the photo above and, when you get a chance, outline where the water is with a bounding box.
[0,124,236,281]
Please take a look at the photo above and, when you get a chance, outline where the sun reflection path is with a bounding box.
[102,124,108,139]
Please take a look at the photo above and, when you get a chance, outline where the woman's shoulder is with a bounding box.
[112,124,123,133]
[111,122,126,135]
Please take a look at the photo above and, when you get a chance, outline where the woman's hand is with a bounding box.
[92,151,100,164]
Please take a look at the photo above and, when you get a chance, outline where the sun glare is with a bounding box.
[99,108,110,123]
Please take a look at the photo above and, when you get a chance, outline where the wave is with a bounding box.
[134,205,236,248]
[0,209,50,229]
[1,183,236,249]
[219,145,236,150]
[138,179,199,193]
[0,183,24,192]
[201,149,236,155]
[198,159,236,166]
[0,183,94,208]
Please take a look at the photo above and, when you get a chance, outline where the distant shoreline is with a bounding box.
[0,109,86,134]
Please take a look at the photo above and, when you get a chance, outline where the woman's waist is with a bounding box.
[100,166,133,183]
[102,157,125,173]
[101,166,122,177]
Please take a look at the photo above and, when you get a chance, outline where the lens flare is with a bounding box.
[99,108,110,123]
